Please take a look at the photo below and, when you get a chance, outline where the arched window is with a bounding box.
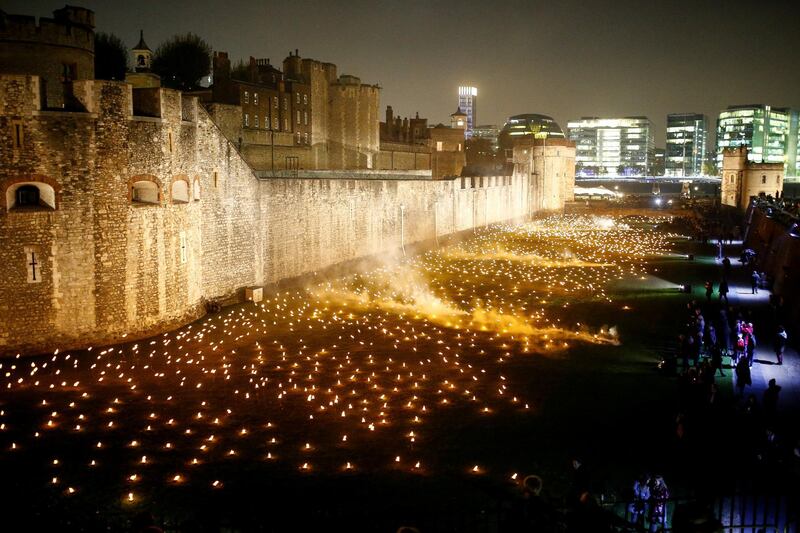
[16,185,40,206]
[762,175,767,184]
[4,181,58,210]
[171,178,190,204]
[131,180,160,204]
[193,178,201,201]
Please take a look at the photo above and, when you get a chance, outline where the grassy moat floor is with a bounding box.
[1,213,798,531]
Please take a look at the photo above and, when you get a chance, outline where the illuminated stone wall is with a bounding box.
[721,147,784,210]
[0,75,554,356]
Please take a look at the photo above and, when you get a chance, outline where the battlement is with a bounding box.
[0,6,94,52]
[0,74,200,124]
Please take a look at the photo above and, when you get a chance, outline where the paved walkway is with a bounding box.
[709,239,800,413]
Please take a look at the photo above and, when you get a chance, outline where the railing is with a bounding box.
[605,492,794,532]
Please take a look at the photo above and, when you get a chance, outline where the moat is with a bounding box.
[0,214,707,528]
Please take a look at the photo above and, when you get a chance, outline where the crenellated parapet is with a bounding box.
[0,5,95,109]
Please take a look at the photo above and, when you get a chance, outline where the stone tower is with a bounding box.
[720,146,747,208]
[450,108,467,130]
[132,30,152,72]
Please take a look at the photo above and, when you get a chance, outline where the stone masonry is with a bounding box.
[0,75,562,356]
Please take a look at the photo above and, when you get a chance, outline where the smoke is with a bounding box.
[444,246,612,268]
[314,264,618,353]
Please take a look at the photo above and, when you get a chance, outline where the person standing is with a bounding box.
[751,271,760,294]
[735,356,751,397]
[763,378,781,419]
[719,279,729,303]
[648,476,670,532]
[722,257,731,278]
[710,345,725,377]
[704,281,714,302]
[745,332,757,367]
[705,324,717,355]
[734,334,745,365]
[775,325,787,365]
[719,309,732,358]
[628,474,650,527]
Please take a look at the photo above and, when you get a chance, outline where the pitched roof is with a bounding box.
[134,30,151,52]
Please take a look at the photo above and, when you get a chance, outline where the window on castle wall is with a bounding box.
[168,131,173,153]
[171,180,190,204]
[131,181,159,205]
[304,133,308,144]
[296,93,300,104]
[244,114,249,127]
[762,175,767,184]
[11,121,24,150]
[303,94,307,105]
[296,110,300,124]
[265,117,269,129]
[213,171,219,188]
[193,179,201,201]
[436,141,443,152]
[254,115,259,129]
[244,91,249,104]
[273,117,278,130]
[254,93,258,105]
[284,118,288,131]
[6,182,57,210]
[304,111,308,125]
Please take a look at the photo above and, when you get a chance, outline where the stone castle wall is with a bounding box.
[0,6,95,109]
[0,75,545,356]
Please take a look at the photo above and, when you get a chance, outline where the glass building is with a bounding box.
[665,113,707,176]
[497,114,565,156]
[457,86,477,138]
[715,105,793,172]
[566,117,655,176]
[471,124,500,151]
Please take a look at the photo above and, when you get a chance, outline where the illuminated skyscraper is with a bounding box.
[715,105,792,172]
[457,86,477,138]
[566,117,655,176]
[666,113,707,176]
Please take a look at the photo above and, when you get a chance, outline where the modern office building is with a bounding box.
[789,109,800,178]
[715,105,798,176]
[652,148,665,176]
[471,124,500,150]
[457,86,477,138]
[497,114,566,160]
[665,113,707,176]
[566,117,655,176]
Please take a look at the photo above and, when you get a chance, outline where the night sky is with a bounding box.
[6,0,799,145]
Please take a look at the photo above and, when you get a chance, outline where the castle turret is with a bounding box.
[283,49,302,81]
[0,4,95,108]
[450,107,467,130]
[126,30,160,88]
[132,30,152,72]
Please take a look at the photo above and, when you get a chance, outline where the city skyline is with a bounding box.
[5,0,799,147]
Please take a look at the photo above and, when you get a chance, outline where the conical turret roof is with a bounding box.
[134,30,151,52]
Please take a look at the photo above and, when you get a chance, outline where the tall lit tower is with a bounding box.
[458,86,477,138]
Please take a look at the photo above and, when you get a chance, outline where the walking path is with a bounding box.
[711,239,800,413]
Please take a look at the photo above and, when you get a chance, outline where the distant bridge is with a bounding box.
[576,175,722,184]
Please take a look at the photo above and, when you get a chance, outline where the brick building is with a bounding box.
[205,50,378,172]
